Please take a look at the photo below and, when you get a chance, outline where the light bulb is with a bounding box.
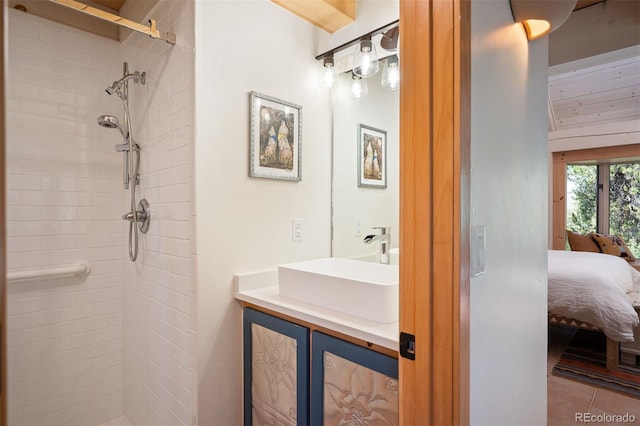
[353,36,379,78]
[351,74,368,99]
[323,67,334,89]
[381,55,399,90]
[321,55,335,89]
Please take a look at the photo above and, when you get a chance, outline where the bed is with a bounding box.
[548,250,640,370]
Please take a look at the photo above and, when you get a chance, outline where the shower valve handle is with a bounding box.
[121,199,151,234]
[122,211,147,222]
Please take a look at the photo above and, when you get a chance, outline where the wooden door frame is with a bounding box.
[399,0,470,424]
[1,0,7,423]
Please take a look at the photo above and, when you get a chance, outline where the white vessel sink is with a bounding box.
[278,257,399,323]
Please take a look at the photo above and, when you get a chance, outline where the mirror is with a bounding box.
[331,70,400,262]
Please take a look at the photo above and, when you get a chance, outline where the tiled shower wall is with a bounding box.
[119,1,197,425]
[6,1,196,424]
[7,9,125,425]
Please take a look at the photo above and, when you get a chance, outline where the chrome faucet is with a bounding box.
[363,226,391,264]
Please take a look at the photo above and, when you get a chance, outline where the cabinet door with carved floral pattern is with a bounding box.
[243,308,309,426]
[310,331,399,425]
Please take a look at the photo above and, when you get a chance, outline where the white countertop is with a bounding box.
[233,270,399,351]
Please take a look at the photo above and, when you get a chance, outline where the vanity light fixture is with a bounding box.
[509,0,577,40]
[380,27,399,58]
[351,73,368,99]
[381,55,399,91]
[314,20,398,91]
[322,54,335,89]
[353,35,379,78]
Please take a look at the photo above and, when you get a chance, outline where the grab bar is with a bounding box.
[7,262,92,283]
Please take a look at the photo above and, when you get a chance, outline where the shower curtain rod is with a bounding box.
[48,0,176,45]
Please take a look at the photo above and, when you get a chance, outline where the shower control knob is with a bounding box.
[122,211,146,222]
[121,199,151,233]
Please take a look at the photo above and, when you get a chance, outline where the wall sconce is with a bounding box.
[510,0,578,40]
[353,35,379,78]
[351,73,368,99]
[322,55,335,89]
[381,55,399,90]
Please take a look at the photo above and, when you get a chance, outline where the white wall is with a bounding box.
[120,1,197,425]
[332,73,399,259]
[6,10,125,425]
[195,1,332,425]
[470,1,549,424]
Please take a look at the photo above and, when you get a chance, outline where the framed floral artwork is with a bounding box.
[249,91,302,181]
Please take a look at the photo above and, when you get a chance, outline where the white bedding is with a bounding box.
[548,250,640,342]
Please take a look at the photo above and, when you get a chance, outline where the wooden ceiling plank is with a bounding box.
[270,0,355,34]
[553,96,640,119]
[93,0,126,11]
[550,62,640,88]
[556,106,640,129]
[549,57,639,85]
[549,74,640,99]
[552,86,639,110]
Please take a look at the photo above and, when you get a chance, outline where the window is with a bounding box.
[552,144,640,254]
[566,162,640,255]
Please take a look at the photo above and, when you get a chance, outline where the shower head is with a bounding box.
[98,114,119,128]
[97,114,127,138]
[105,71,146,96]
[105,84,118,95]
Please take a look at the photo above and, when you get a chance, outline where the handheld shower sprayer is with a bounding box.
[97,114,134,189]
[97,114,127,138]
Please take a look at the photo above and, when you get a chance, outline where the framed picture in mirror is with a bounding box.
[249,91,302,181]
[358,124,387,188]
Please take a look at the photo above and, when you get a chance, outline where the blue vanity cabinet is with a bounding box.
[311,331,399,425]
[243,308,309,426]
[243,307,399,425]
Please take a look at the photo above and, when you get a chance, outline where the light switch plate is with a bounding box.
[471,225,486,277]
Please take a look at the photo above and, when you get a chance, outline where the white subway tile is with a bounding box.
[58,304,94,322]
[7,296,42,316]
[7,236,42,253]
[38,25,77,49]
[93,300,122,316]
[8,12,40,38]
[7,79,39,99]
[7,205,42,221]
[9,46,40,68]
[18,34,59,58]
[6,174,42,191]
[93,351,123,371]
[39,85,77,106]
[41,206,77,221]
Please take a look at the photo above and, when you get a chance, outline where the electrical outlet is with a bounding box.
[292,218,304,242]
[354,216,362,236]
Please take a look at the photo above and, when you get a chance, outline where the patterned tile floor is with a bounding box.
[548,326,640,426]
